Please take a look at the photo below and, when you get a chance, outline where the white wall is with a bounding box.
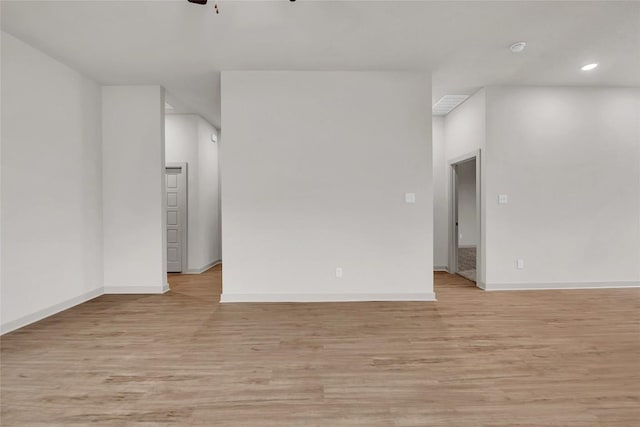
[484,86,640,288]
[443,89,486,281]
[456,160,476,247]
[221,71,434,302]
[165,114,221,272]
[165,114,198,271]
[1,32,103,332]
[102,86,167,293]
[444,90,486,161]
[196,116,222,268]
[432,116,448,269]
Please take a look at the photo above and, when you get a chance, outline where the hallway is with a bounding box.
[1,268,639,425]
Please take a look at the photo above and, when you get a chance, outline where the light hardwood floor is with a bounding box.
[1,267,639,426]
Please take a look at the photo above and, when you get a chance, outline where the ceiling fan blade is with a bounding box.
[187,0,208,5]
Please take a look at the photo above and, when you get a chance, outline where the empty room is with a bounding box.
[1,1,639,425]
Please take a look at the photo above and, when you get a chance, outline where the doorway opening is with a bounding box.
[449,151,480,285]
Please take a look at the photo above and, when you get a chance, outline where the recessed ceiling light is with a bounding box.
[581,63,598,71]
[509,42,527,53]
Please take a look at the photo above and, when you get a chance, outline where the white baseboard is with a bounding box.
[1,287,103,335]
[184,260,221,275]
[482,281,640,291]
[103,285,168,294]
[220,292,436,303]
[433,266,449,272]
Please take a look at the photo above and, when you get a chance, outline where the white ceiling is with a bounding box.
[2,0,639,128]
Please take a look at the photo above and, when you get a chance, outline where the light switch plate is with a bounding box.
[405,193,416,203]
[498,194,508,204]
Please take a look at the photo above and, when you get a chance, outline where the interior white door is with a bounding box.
[166,164,187,273]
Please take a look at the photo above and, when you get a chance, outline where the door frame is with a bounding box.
[166,162,188,273]
[448,150,481,285]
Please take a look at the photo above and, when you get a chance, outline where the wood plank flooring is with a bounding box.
[1,266,639,426]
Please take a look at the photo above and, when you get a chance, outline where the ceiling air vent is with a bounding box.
[432,95,469,116]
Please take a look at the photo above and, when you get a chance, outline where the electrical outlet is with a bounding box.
[517,259,524,269]
[499,194,509,204]
[336,267,343,278]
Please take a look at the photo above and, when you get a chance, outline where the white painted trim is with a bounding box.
[433,266,449,272]
[104,285,168,294]
[483,281,640,291]
[220,292,437,303]
[184,260,221,275]
[1,287,103,335]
